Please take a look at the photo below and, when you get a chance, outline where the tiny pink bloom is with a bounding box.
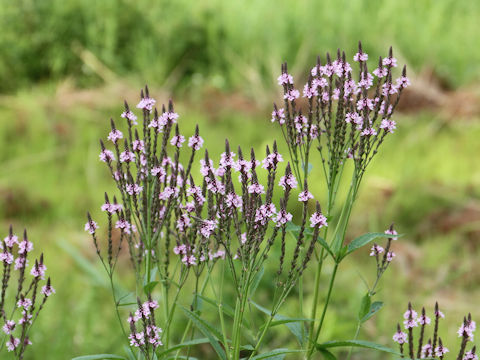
[277,73,294,86]
[392,330,408,344]
[170,135,185,148]
[99,149,115,162]
[284,89,300,101]
[121,110,138,125]
[370,244,384,256]
[310,212,328,228]
[84,220,98,234]
[298,190,313,202]
[41,284,56,297]
[386,251,396,262]
[136,97,156,112]
[271,108,286,124]
[107,129,123,143]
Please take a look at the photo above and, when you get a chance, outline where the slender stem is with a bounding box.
[248,314,275,359]
[307,262,339,358]
[108,274,129,343]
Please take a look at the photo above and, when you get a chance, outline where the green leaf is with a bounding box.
[156,338,209,357]
[196,294,236,319]
[345,232,401,258]
[358,293,371,321]
[318,349,337,360]
[180,306,226,360]
[143,281,159,294]
[72,355,126,360]
[317,340,401,356]
[316,237,335,260]
[251,349,304,359]
[249,265,264,297]
[361,301,384,323]
[249,301,308,346]
[263,318,313,329]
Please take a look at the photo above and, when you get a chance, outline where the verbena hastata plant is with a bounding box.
[81,43,475,360]
[84,86,327,360]
[392,302,477,360]
[0,226,55,359]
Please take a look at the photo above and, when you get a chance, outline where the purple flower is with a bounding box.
[132,139,145,152]
[392,330,408,344]
[170,134,185,148]
[419,313,431,325]
[274,209,293,227]
[159,111,179,127]
[395,76,411,90]
[284,89,300,101]
[115,219,136,234]
[18,239,33,254]
[464,350,478,360]
[298,190,313,202]
[271,108,286,124]
[188,134,204,150]
[136,97,156,112]
[360,128,377,137]
[121,110,138,125]
[14,257,28,270]
[369,244,384,256]
[199,219,217,238]
[277,73,294,86]
[373,66,388,78]
[3,233,18,248]
[2,320,15,335]
[386,251,396,262]
[125,183,143,196]
[225,193,242,209]
[119,150,135,163]
[99,149,115,162]
[17,298,32,309]
[383,57,398,68]
[30,262,47,279]
[303,83,318,98]
[403,307,418,329]
[248,183,265,195]
[182,255,197,266]
[107,129,123,143]
[458,319,476,341]
[176,214,192,232]
[353,51,369,62]
[0,250,14,264]
[435,345,449,357]
[41,284,56,297]
[279,174,297,190]
[310,212,328,228]
[6,337,20,352]
[421,343,433,358]
[84,220,98,234]
[380,119,396,133]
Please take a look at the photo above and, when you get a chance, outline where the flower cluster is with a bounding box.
[393,302,477,360]
[1,226,54,358]
[128,299,163,354]
[272,42,410,198]
[369,224,399,285]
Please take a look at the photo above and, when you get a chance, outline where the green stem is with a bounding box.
[307,262,339,358]
[109,274,129,343]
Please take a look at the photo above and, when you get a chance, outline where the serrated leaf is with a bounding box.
[345,232,401,258]
[358,293,371,321]
[317,340,401,356]
[72,355,126,360]
[156,338,209,357]
[361,301,384,323]
[180,306,226,360]
[251,348,304,359]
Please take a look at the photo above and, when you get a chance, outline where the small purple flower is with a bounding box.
[353,51,368,62]
[176,214,192,232]
[248,183,265,195]
[120,150,135,163]
[121,110,138,125]
[419,313,431,325]
[373,66,388,78]
[225,193,242,209]
[188,134,204,150]
[380,119,396,133]
[421,343,433,359]
[271,108,286,124]
[6,337,20,352]
[392,329,408,344]
[199,219,217,238]
[310,212,328,228]
[159,111,179,127]
[41,284,56,297]
[18,239,33,254]
[4,233,18,248]
[182,255,197,266]
[170,134,185,148]
[14,257,28,270]
[277,73,294,86]
[0,250,14,264]
[458,319,476,341]
[17,298,33,309]
[464,350,478,360]
[2,320,15,335]
[395,76,411,90]
[115,219,136,234]
[279,174,297,190]
[107,129,123,143]
[30,262,47,279]
[84,220,98,234]
[99,149,115,162]
[298,190,313,202]
[369,244,384,256]
[132,139,145,152]
[386,251,396,262]
[136,97,156,112]
[360,128,377,137]
[125,183,143,196]
[274,209,293,227]
[383,56,398,68]
[435,344,449,357]
[284,89,300,101]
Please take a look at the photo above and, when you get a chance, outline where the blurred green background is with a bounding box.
[1,0,479,359]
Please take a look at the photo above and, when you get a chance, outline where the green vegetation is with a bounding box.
[1,0,479,359]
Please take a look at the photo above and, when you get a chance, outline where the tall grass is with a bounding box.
[1,0,479,93]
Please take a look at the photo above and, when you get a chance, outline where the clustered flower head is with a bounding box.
[393,302,477,360]
[1,226,54,358]
[272,42,410,193]
[128,298,163,354]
